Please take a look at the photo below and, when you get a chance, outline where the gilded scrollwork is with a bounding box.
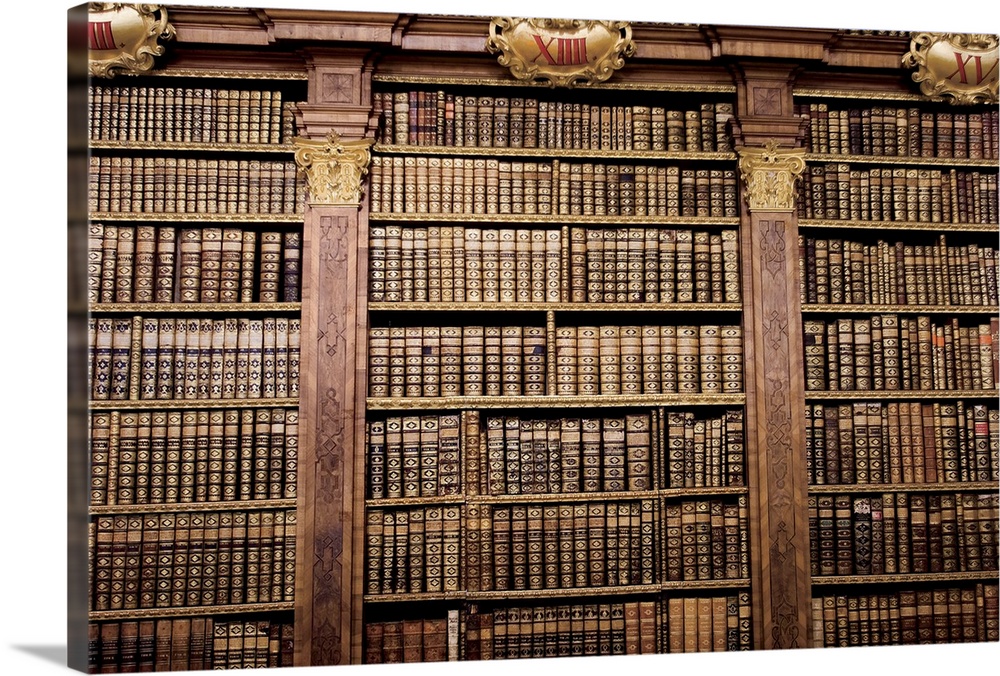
[902,32,999,105]
[486,17,635,88]
[737,141,807,212]
[88,4,175,79]
[293,132,375,207]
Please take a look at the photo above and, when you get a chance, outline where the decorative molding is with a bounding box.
[902,32,999,105]
[486,17,635,88]
[293,132,374,207]
[737,141,807,212]
[88,4,175,79]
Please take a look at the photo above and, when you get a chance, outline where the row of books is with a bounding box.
[88,224,301,305]
[89,617,294,673]
[810,584,999,647]
[802,315,998,392]
[88,156,304,215]
[469,499,659,592]
[91,509,297,612]
[795,103,999,160]
[367,414,462,499]
[90,408,298,507]
[88,85,297,145]
[369,226,742,305]
[373,90,735,152]
[804,401,999,485]
[90,316,301,401]
[796,165,998,224]
[809,492,998,576]
[798,234,998,307]
[367,324,745,398]
[363,614,453,663]
[465,595,752,659]
[369,157,740,218]
[660,497,750,582]
[479,414,654,495]
[365,506,462,595]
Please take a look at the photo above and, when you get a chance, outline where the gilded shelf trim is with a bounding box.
[89,140,295,153]
[368,302,742,312]
[802,304,998,314]
[363,592,468,603]
[90,212,303,223]
[798,218,998,232]
[659,578,751,590]
[366,393,745,410]
[803,389,999,401]
[804,153,999,168]
[89,602,294,621]
[470,490,658,504]
[372,74,736,93]
[90,302,302,314]
[794,88,933,102]
[467,584,657,601]
[89,499,297,515]
[141,69,307,81]
[369,213,741,226]
[89,397,300,410]
[374,144,737,161]
[659,486,749,499]
[811,571,998,586]
[365,495,465,508]
[807,482,999,495]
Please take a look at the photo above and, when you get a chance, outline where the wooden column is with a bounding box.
[293,48,376,667]
[731,63,812,650]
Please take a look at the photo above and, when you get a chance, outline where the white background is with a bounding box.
[1,0,998,674]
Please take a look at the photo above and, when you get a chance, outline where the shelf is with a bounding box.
[798,218,998,232]
[90,302,302,314]
[362,578,750,603]
[370,213,741,226]
[90,602,294,621]
[804,153,997,168]
[138,68,308,81]
[89,212,303,223]
[89,398,300,410]
[374,144,737,161]
[803,389,998,401]
[89,499,297,515]
[366,393,745,410]
[811,571,998,586]
[807,482,999,495]
[372,74,736,93]
[369,302,742,313]
[89,140,295,153]
[793,88,930,102]
[802,304,997,314]
[365,486,749,508]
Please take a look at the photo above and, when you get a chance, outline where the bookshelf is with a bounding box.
[792,88,999,648]
[74,8,1000,673]
[84,70,308,672]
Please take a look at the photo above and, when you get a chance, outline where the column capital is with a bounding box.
[293,131,374,207]
[736,140,807,212]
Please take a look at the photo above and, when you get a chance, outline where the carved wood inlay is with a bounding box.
[323,73,356,103]
[753,87,782,115]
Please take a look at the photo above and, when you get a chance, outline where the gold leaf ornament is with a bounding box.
[88,4,175,78]
[902,32,999,105]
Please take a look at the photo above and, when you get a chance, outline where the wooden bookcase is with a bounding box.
[76,7,999,672]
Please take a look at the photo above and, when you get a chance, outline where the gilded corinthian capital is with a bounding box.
[293,132,375,207]
[736,141,806,212]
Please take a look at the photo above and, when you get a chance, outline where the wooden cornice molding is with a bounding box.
[705,25,839,61]
[167,6,273,46]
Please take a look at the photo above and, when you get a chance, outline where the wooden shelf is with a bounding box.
[803,389,998,401]
[375,144,737,161]
[89,140,295,153]
[90,212,303,223]
[366,393,745,410]
[807,482,999,495]
[90,302,301,314]
[804,153,998,168]
[89,499,297,515]
[811,571,998,586]
[370,213,740,226]
[366,495,464,508]
[798,218,998,232]
[89,398,300,410]
[369,302,742,312]
[802,304,998,314]
[365,486,749,508]
[89,602,295,621]
[372,73,736,93]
